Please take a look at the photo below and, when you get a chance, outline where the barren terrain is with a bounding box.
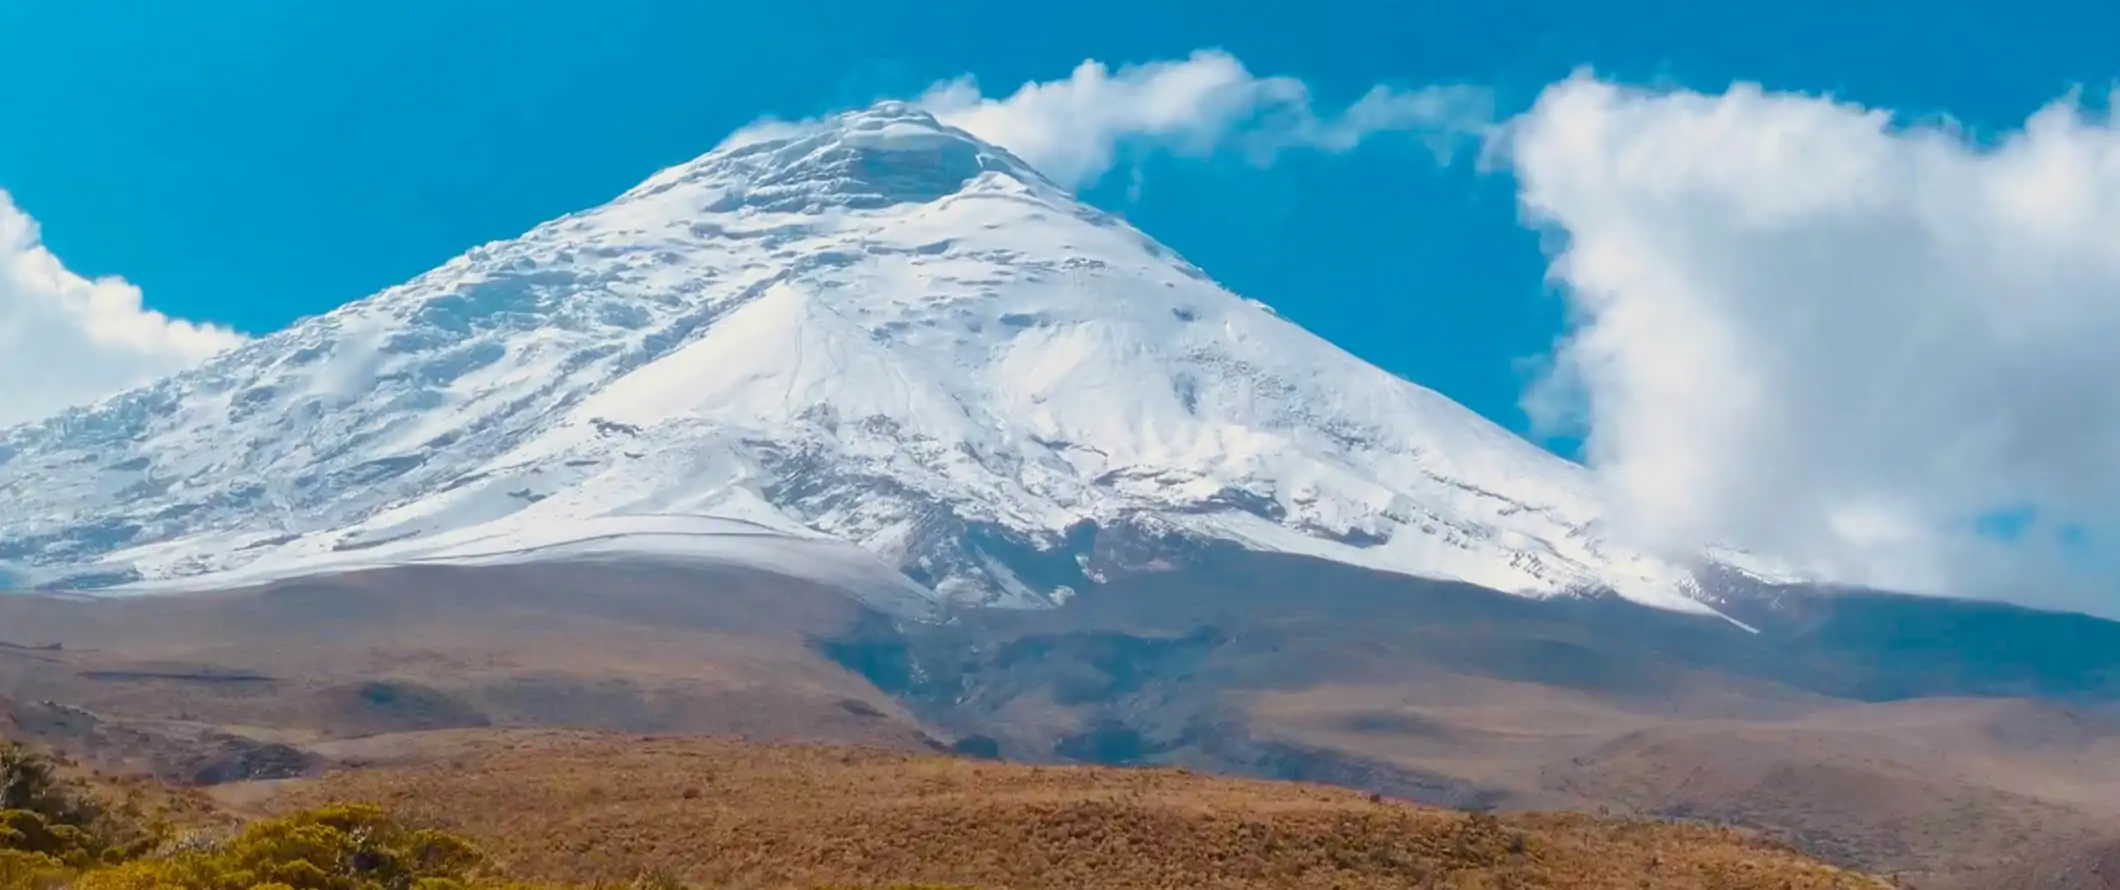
[4,554,2117,887]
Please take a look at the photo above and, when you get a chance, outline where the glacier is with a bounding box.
[0,102,1758,616]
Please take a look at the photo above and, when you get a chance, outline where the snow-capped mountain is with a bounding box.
[0,102,1745,614]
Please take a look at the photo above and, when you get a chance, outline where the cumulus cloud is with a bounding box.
[0,191,245,427]
[717,50,1492,189]
[1498,71,2120,611]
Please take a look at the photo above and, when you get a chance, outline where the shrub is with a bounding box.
[73,804,496,890]
[0,745,518,890]
[0,849,70,890]
[0,742,995,890]
[0,743,160,868]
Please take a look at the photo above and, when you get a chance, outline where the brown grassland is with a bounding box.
[11,562,2109,886]
[243,729,1890,890]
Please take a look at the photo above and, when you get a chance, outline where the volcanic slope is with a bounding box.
[0,102,1762,610]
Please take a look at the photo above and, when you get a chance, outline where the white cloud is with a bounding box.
[0,191,245,427]
[1499,71,2120,611]
[918,50,1492,187]
[715,50,1491,189]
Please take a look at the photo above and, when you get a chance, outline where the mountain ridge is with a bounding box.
[0,101,1775,614]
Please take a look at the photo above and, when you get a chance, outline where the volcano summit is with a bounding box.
[0,103,1757,615]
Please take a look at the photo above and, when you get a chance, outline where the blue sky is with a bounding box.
[5,0,2110,436]
[5,0,2120,608]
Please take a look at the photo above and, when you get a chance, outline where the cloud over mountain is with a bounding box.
[915,49,1491,187]
[718,50,1491,189]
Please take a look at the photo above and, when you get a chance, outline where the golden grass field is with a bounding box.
[239,729,1891,890]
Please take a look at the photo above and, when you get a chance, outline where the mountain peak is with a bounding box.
[0,103,1737,619]
[622,101,1054,214]
[828,99,954,135]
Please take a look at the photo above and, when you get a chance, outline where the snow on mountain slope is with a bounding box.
[0,102,1732,615]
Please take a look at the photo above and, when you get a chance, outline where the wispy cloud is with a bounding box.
[717,49,1493,189]
[915,50,1492,187]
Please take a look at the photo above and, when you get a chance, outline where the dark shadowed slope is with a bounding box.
[818,547,2120,887]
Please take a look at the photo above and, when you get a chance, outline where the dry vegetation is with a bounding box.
[8,563,2110,887]
[257,730,1888,890]
[6,740,549,890]
[1237,681,2120,886]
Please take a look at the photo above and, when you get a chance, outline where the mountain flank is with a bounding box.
[1,556,2116,886]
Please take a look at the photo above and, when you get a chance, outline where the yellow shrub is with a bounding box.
[74,804,491,890]
[0,743,162,869]
[0,849,70,890]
